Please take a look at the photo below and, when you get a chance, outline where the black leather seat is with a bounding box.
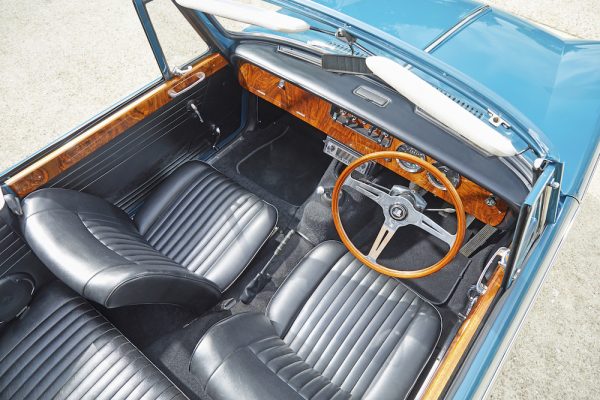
[191,241,442,400]
[21,161,277,311]
[0,281,187,400]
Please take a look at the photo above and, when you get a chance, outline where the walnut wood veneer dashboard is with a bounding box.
[238,62,508,226]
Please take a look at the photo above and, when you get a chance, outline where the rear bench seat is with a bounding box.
[0,281,187,400]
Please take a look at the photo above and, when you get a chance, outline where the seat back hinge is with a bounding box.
[1,184,23,216]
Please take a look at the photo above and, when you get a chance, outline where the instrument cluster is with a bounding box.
[396,144,461,190]
[329,106,462,191]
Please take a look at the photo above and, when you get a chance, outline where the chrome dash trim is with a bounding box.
[276,45,322,66]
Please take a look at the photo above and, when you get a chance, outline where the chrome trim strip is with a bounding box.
[133,0,172,80]
[276,45,322,66]
[423,5,490,53]
[499,155,534,190]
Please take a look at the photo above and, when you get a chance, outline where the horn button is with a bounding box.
[389,204,409,221]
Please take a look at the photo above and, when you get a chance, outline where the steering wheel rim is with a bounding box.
[332,151,466,279]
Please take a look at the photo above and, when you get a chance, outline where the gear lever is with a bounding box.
[240,229,294,304]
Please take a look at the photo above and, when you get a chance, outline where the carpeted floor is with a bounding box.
[237,125,331,206]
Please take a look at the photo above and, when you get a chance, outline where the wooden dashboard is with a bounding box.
[238,62,508,226]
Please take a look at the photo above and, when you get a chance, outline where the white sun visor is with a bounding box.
[175,0,311,33]
[365,56,518,157]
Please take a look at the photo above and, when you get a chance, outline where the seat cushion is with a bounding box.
[191,313,350,400]
[135,161,277,291]
[191,241,442,400]
[0,281,187,400]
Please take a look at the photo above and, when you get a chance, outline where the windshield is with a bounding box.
[211,0,373,56]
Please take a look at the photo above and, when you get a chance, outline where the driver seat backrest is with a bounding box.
[191,241,441,400]
[20,161,277,312]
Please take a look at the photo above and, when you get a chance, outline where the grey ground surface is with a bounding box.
[0,1,598,399]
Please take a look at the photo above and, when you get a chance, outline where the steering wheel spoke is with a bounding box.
[344,175,391,205]
[367,222,398,262]
[414,214,456,247]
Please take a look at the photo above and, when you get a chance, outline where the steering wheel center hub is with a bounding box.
[389,204,409,221]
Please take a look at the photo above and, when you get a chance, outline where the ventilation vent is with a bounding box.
[437,88,484,119]
[333,41,368,57]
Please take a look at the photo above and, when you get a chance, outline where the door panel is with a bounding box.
[0,0,237,294]
[5,53,229,198]
[44,65,242,214]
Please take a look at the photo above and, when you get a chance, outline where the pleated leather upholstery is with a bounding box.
[20,161,276,310]
[248,334,350,400]
[78,211,183,269]
[0,282,187,400]
[136,161,277,290]
[191,242,442,400]
[277,247,441,398]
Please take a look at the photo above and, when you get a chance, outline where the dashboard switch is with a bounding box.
[330,105,392,148]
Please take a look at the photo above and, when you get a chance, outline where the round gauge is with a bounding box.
[396,144,426,173]
[427,163,461,190]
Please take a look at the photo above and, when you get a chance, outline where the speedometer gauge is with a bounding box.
[396,144,426,173]
[427,163,461,190]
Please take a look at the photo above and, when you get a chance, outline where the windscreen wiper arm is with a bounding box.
[310,26,374,56]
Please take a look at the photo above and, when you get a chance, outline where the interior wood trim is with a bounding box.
[420,265,505,399]
[238,62,509,226]
[6,53,228,198]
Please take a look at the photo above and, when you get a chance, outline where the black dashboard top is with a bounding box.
[232,42,530,209]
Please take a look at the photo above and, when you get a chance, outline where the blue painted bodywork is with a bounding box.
[309,0,480,49]
[430,9,600,198]
[305,0,600,198]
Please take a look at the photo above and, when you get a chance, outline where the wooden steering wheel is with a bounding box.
[332,151,466,279]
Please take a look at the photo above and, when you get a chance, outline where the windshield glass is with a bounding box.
[211,0,372,56]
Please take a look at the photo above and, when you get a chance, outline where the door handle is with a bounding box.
[168,72,206,98]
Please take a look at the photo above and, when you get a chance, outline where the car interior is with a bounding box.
[0,17,532,400]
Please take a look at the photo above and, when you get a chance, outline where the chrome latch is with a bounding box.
[172,65,192,77]
[459,247,510,319]
[187,100,204,123]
